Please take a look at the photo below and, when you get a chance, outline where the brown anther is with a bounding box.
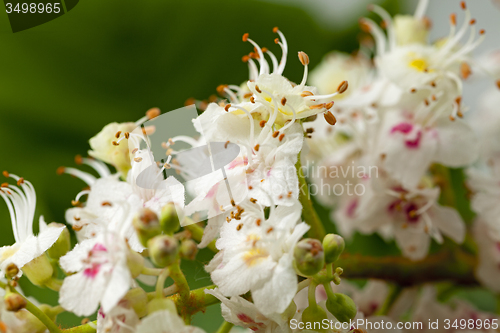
[146,107,161,120]
[255,85,262,93]
[301,91,314,97]
[359,18,371,32]
[298,51,309,66]
[0,321,8,333]
[496,80,500,90]
[430,81,436,87]
[272,131,279,138]
[209,94,218,103]
[134,157,143,162]
[124,132,130,139]
[431,95,437,101]
[457,111,464,118]
[310,103,326,109]
[325,101,334,109]
[250,198,257,203]
[422,16,432,29]
[112,141,119,146]
[337,80,348,94]
[226,217,231,223]
[260,179,264,182]
[115,131,122,139]
[71,200,80,206]
[278,133,285,142]
[74,216,81,221]
[254,144,260,152]
[16,178,24,186]
[243,92,253,99]
[456,96,462,105]
[231,199,236,207]
[225,141,230,149]
[250,96,255,103]
[287,191,292,198]
[102,201,112,207]
[410,88,417,93]
[324,111,337,126]
[460,62,472,79]
[216,84,227,95]
[242,55,250,63]
[266,227,274,234]
[56,166,66,175]
[460,1,466,10]
[242,33,249,42]
[184,97,196,106]
[249,52,256,59]
[132,148,138,154]
[449,115,456,121]
[225,104,231,112]
[277,97,286,107]
[278,195,283,199]
[480,29,485,35]
[450,13,457,26]
[306,128,314,134]
[236,223,243,231]
[424,99,429,106]
[273,26,279,33]
[256,218,261,226]
[248,185,253,190]
[1,183,8,188]
[2,171,9,178]
[259,120,267,128]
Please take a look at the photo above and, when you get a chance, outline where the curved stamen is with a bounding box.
[0,190,20,242]
[228,105,256,148]
[265,49,279,73]
[361,18,387,57]
[74,190,91,203]
[77,156,111,178]
[246,37,269,76]
[370,4,396,49]
[59,167,97,187]
[414,0,429,19]
[274,28,288,75]
[247,58,259,81]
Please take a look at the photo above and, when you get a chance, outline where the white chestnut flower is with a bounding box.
[135,310,206,333]
[207,199,309,315]
[0,173,64,277]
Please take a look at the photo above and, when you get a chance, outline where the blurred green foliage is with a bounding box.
[0,0,404,331]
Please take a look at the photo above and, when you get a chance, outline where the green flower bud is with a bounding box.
[147,235,179,268]
[123,288,148,318]
[127,250,145,279]
[4,292,26,312]
[133,208,161,247]
[179,239,198,261]
[147,298,177,315]
[22,254,54,286]
[47,223,71,259]
[302,304,328,333]
[325,292,357,323]
[322,234,345,264]
[160,203,180,235]
[294,238,325,276]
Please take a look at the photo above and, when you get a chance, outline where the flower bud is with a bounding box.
[179,239,198,261]
[4,292,26,312]
[133,208,161,247]
[124,288,148,318]
[5,263,19,279]
[148,235,179,268]
[127,250,145,278]
[322,234,345,263]
[325,292,357,323]
[160,203,180,235]
[294,238,325,276]
[302,305,328,332]
[147,298,177,315]
[22,254,54,286]
[47,223,71,259]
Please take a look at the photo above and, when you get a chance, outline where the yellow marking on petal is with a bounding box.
[408,58,429,72]
[242,248,268,267]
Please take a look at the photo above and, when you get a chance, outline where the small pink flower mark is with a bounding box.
[84,263,101,278]
[391,122,413,134]
[405,131,422,149]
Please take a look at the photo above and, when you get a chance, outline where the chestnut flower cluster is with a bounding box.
[1,1,500,333]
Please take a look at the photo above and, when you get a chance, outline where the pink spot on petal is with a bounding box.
[84,263,101,278]
[391,122,413,134]
[404,131,422,149]
[237,313,255,324]
[92,243,107,252]
[346,199,358,218]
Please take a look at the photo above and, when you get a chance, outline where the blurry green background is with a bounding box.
[0,0,411,331]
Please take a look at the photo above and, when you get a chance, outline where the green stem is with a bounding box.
[297,278,311,293]
[141,267,164,276]
[375,284,402,316]
[169,262,191,323]
[216,321,234,333]
[184,223,218,253]
[167,284,219,317]
[61,321,97,333]
[308,281,317,306]
[296,153,326,240]
[24,298,62,333]
[156,269,170,299]
[44,278,63,291]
